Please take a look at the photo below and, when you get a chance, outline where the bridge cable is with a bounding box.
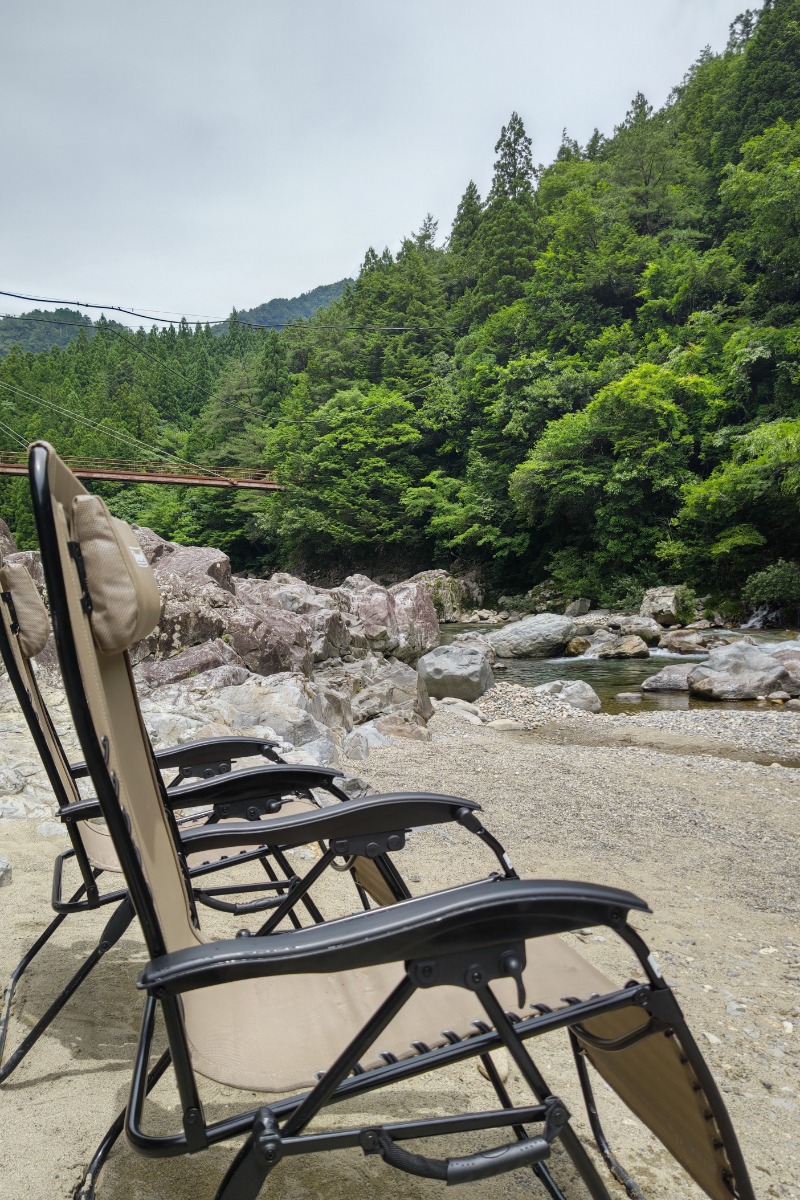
[0,380,230,484]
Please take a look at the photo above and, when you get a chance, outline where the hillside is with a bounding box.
[0,279,352,357]
[213,279,353,334]
[0,308,94,357]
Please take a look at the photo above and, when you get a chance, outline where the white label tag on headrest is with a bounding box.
[129,546,148,568]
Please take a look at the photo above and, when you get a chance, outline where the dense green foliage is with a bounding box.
[0,308,110,357]
[2,0,800,602]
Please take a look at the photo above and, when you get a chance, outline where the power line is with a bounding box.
[0,289,426,332]
[0,415,29,451]
[0,380,229,483]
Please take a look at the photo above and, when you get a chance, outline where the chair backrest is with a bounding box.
[0,555,78,808]
[0,555,123,873]
[30,442,199,959]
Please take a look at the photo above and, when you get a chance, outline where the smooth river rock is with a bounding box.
[417,644,494,702]
[641,663,694,692]
[532,679,601,713]
[688,642,792,701]
[487,613,576,659]
[596,635,650,660]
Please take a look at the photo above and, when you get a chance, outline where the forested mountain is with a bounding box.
[213,280,353,335]
[0,281,351,359]
[0,308,96,357]
[2,0,800,609]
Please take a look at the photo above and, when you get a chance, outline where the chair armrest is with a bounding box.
[63,763,348,824]
[161,763,347,814]
[177,791,481,857]
[139,877,650,994]
[70,736,283,781]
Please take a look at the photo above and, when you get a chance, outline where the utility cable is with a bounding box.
[0,380,229,483]
[0,414,29,451]
[0,289,427,332]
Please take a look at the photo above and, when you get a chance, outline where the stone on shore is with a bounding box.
[641,663,694,692]
[639,585,684,627]
[0,853,11,886]
[688,642,792,701]
[487,613,575,659]
[532,679,601,713]
[417,644,494,701]
[597,635,650,659]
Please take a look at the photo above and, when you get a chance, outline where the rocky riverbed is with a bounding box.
[1,529,799,1196]
[1,698,798,1199]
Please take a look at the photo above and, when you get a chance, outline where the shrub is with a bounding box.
[742,560,800,621]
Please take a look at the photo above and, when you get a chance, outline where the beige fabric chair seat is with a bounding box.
[184,932,613,1091]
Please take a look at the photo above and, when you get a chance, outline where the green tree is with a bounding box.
[260,384,423,568]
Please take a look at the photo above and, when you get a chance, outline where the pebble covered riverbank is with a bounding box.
[1,682,799,1198]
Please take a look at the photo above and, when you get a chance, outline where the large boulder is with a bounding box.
[641,663,694,692]
[606,615,663,645]
[596,635,650,659]
[153,543,234,594]
[140,670,340,753]
[532,679,601,713]
[135,638,244,691]
[449,631,497,666]
[338,575,400,656]
[487,613,576,659]
[405,569,481,622]
[639,586,684,627]
[0,519,17,558]
[417,644,494,702]
[658,629,723,655]
[388,580,439,660]
[315,654,433,729]
[223,605,313,677]
[235,573,322,615]
[687,642,792,700]
[564,597,591,617]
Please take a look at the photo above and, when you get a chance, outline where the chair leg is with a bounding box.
[0,898,134,1084]
[73,1048,172,1200]
[0,908,71,1079]
[479,1052,568,1200]
[478,988,615,1200]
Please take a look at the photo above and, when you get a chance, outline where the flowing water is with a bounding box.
[439,623,800,714]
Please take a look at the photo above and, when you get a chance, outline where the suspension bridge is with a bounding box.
[0,452,281,491]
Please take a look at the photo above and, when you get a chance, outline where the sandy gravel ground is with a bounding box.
[0,708,798,1200]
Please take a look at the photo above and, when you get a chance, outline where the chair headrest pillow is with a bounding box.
[0,561,50,658]
[72,495,162,654]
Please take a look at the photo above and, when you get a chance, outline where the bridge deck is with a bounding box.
[0,454,280,491]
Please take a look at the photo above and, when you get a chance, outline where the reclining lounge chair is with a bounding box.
[0,547,454,1083]
[30,441,755,1200]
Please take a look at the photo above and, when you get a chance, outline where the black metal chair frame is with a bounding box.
[0,561,424,1084]
[28,439,755,1200]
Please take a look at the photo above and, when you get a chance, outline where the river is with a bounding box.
[439,623,799,714]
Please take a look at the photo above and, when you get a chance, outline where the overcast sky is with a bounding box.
[1,1,747,328]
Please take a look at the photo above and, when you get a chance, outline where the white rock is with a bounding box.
[487,613,576,659]
[37,821,68,838]
[0,854,11,886]
[532,679,601,713]
[417,644,494,701]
